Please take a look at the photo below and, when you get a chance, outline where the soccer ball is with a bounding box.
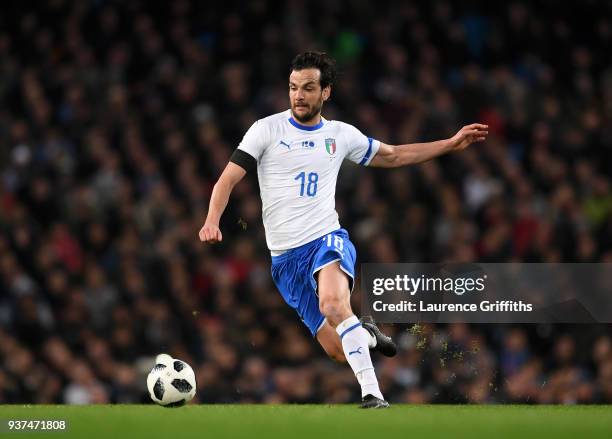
[147,354,196,407]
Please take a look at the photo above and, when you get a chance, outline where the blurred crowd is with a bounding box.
[1,0,611,404]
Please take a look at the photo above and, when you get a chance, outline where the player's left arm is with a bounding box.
[369,123,488,168]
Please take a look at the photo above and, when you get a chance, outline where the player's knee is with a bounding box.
[319,295,342,320]
[319,295,349,322]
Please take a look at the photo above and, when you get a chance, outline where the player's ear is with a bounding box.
[322,85,331,101]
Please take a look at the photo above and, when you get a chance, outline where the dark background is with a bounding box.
[0,0,611,404]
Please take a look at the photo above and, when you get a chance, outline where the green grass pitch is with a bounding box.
[1,405,611,438]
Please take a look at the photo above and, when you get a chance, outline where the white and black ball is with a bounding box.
[147,354,196,407]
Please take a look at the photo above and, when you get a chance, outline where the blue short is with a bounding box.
[271,228,357,337]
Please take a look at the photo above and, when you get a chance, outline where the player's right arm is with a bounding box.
[199,162,246,243]
[200,120,264,244]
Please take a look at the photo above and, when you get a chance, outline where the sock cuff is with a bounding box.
[336,315,361,338]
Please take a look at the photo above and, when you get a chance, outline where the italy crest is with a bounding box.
[325,138,336,155]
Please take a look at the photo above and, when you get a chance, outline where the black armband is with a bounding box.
[230,149,257,174]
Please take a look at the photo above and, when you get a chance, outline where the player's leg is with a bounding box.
[315,320,345,362]
[316,261,352,327]
[317,262,388,407]
[316,316,396,363]
[316,315,397,362]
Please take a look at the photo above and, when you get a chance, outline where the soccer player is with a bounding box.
[199,52,488,408]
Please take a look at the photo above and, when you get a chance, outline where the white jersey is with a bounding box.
[237,109,380,253]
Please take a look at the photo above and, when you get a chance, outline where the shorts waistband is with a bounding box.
[271,228,345,263]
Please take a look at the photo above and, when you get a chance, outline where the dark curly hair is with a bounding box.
[290,51,337,89]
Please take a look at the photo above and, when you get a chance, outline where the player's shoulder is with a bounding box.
[253,110,291,129]
[325,119,361,136]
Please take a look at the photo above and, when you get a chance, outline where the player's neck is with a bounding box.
[290,111,322,127]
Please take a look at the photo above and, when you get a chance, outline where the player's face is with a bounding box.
[289,68,330,124]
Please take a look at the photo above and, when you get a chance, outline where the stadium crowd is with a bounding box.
[1,0,611,404]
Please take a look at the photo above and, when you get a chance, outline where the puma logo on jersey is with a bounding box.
[348,347,363,356]
[279,140,291,149]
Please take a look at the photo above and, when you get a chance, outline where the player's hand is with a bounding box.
[199,222,223,243]
[448,124,488,151]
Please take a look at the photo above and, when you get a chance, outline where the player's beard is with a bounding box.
[291,98,324,124]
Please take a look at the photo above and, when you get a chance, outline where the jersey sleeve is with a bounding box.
[237,120,268,161]
[343,123,381,166]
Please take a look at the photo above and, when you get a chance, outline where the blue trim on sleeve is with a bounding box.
[359,137,374,165]
[288,116,324,131]
[339,322,362,339]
